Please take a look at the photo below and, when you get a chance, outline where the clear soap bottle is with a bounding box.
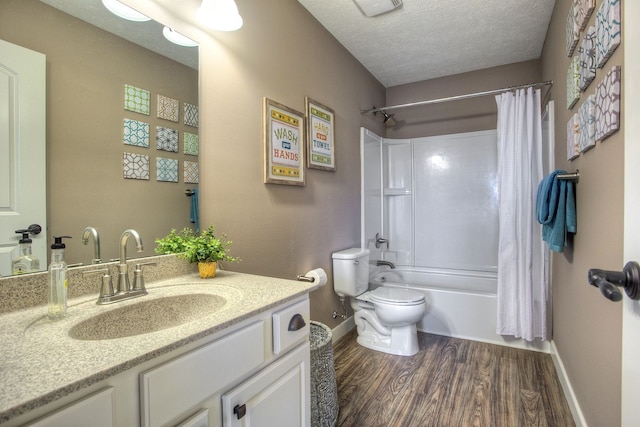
[12,230,40,275]
[48,236,71,321]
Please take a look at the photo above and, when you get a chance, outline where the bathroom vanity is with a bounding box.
[0,259,318,427]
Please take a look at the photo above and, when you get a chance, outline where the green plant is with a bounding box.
[156,226,238,264]
[155,228,195,255]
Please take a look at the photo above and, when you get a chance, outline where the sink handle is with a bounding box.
[132,262,157,292]
[82,268,114,304]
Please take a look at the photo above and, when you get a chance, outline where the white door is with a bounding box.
[360,128,384,256]
[222,343,310,427]
[0,39,47,276]
[622,2,640,425]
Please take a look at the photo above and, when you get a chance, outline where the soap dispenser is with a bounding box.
[48,236,71,321]
[12,229,40,275]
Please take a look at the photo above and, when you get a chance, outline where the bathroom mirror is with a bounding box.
[0,0,199,274]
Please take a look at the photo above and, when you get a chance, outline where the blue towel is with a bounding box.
[536,170,577,252]
[190,188,200,233]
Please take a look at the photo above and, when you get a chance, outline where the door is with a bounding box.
[360,127,384,257]
[622,2,640,425]
[222,343,310,427]
[0,39,47,276]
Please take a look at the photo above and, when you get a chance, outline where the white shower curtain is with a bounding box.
[495,87,546,341]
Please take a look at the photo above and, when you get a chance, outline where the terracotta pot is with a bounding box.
[198,261,217,278]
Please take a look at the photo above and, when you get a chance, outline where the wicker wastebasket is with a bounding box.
[310,321,339,427]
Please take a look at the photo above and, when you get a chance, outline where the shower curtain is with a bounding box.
[495,88,546,341]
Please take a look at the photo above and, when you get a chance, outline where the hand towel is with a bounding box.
[190,188,199,233]
[536,170,577,252]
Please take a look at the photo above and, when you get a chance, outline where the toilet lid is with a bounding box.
[369,287,425,305]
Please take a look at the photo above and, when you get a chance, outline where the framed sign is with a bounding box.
[263,98,305,186]
[305,97,336,171]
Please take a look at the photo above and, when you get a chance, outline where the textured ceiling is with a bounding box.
[297,0,556,88]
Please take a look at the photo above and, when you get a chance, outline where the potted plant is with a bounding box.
[156,226,238,278]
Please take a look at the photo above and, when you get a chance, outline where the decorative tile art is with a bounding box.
[578,95,596,152]
[156,126,179,152]
[123,118,150,148]
[156,157,179,182]
[124,84,150,115]
[578,26,596,91]
[123,152,149,180]
[595,65,621,141]
[567,114,580,161]
[184,161,199,184]
[595,0,621,68]
[576,0,595,31]
[184,102,199,127]
[157,95,179,122]
[566,2,580,57]
[184,132,199,156]
[566,55,580,109]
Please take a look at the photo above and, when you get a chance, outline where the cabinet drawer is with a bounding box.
[272,298,310,355]
[140,321,265,427]
[28,387,114,427]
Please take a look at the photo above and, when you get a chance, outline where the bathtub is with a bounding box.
[370,267,547,351]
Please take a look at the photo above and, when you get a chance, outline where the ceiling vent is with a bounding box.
[353,0,403,17]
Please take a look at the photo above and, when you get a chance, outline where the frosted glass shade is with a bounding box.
[197,0,243,31]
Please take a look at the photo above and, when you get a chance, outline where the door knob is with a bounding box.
[588,261,640,302]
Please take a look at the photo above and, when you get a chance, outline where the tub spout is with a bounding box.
[376,260,395,269]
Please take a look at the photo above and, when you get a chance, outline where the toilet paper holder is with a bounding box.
[588,261,640,302]
[297,274,315,282]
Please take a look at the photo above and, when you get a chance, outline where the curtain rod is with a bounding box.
[361,80,554,114]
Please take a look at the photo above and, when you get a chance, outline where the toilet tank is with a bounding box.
[332,248,370,297]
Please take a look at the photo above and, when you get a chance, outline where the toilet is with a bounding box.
[332,248,426,356]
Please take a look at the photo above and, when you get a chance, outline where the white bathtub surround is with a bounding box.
[495,87,547,342]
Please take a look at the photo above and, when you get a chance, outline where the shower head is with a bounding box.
[381,110,395,123]
[372,107,397,126]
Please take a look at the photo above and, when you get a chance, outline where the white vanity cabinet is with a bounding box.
[140,296,311,427]
[13,295,311,427]
[25,388,115,427]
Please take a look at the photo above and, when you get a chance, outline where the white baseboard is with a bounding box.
[331,316,355,344]
[550,340,587,427]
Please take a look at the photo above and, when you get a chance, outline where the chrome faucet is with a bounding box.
[81,226,102,264]
[375,232,389,249]
[376,260,396,269]
[117,229,144,295]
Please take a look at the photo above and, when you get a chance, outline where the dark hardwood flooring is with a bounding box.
[333,330,575,427]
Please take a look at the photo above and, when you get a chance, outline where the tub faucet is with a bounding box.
[376,260,395,269]
[81,226,101,264]
[117,229,144,295]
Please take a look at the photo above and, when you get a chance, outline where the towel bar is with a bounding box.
[557,169,579,183]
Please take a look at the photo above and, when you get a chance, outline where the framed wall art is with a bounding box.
[305,97,336,171]
[263,98,305,186]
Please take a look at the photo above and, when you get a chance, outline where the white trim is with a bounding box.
[331,317,355,344]
[550,340,587,427]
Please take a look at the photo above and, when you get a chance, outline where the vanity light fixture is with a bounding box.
[197,0,243,31]
[162,27,199,47]
[101,0,151,22]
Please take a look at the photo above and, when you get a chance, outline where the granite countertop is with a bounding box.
[0,270,319,424]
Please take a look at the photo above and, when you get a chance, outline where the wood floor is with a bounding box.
[333,330,575,427]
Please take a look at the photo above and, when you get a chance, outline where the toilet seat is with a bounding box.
[363,287,425,306]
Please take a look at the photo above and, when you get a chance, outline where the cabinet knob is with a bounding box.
[234,403,247,419]
[288,313,306,331]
